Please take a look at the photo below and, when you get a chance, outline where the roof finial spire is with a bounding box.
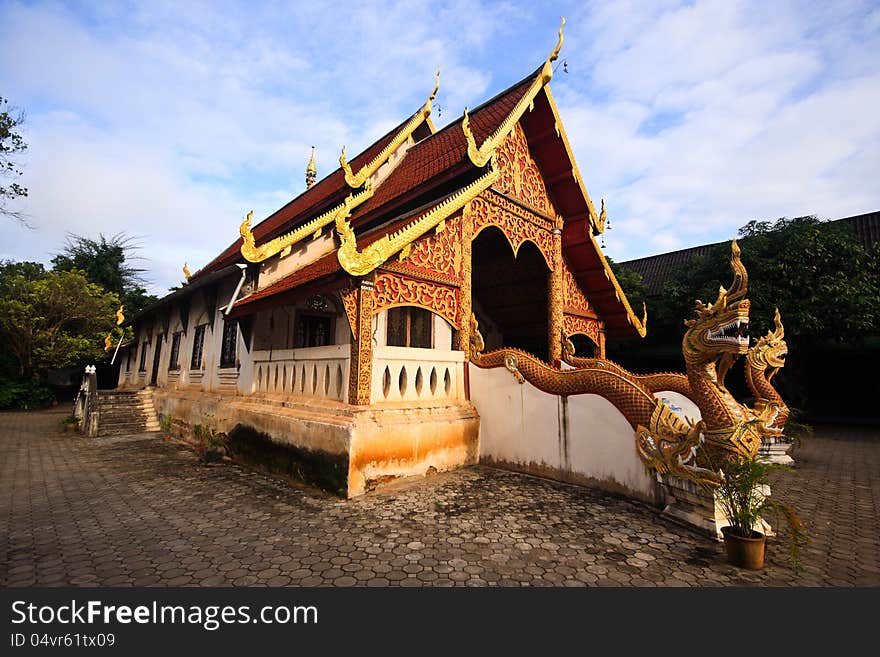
[430,68,440,101]
[306,146,317,189]
[541,16,565,82]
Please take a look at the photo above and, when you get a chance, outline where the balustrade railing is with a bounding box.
[252,345,350,403]
[371,346,465,404]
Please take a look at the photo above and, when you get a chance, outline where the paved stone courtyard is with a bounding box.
[2,408,878,587]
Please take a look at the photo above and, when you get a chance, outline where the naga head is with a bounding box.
[747,308,787,382]
[683,240,751,363]
[334,193,358,246]
[239,211,255,248]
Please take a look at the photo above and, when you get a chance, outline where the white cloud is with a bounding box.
[556,0,880,260]
[0,0,511,293]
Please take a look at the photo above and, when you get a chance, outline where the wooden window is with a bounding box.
[387,307,432,348]
[295,314,333,348]
[190,324,207,370]
[138,339,150,372]
[220,319,238,368]
[168,332,183,370]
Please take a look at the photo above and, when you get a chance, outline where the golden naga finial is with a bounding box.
[430,67,440,102]
[115,305,125,326]
[336,162,500,276]
[463,17,566,168]
[240,186,373,263]
[182,262,191,281]
[340,71,442,189]
[306,146,317,189]
[339,145,351,175]
[641,302,648,329]
[542,16,565,82]
[240,210,255,248]
[104,333,113,350]
[599,198,607,225]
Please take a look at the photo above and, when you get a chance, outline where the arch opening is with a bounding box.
[472,226,550,362]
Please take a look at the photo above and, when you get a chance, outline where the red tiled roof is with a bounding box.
[230,252,342,315]
[203,65,648,341]
[349,76,534,230]
[190,114,430,282]
[197,73,534,284]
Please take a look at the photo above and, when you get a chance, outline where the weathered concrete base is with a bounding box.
[480,456,662,506]
[151,388,479,498]
[760,435,794,465]
[470,365,660,506]
[659,474,773,540]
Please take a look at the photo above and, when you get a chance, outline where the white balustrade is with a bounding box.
[252,344,350,403]
[371,346,466,404]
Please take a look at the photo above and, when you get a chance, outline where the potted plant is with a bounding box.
[712,453,806,570]
[61,415,79,432]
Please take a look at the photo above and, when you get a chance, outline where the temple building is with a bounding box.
[117,23,668,505]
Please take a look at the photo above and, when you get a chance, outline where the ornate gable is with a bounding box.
[387,213,464,284]
[562,258,594,318]
[495,123,556,217]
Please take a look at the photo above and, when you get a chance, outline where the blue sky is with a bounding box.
[2,0,879,294]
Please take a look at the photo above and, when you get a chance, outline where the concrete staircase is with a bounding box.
[95,389,160,436]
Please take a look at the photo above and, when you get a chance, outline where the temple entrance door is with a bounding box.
[471,227,550,362]
[150,334,163,386]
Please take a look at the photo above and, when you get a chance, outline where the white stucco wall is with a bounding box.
[470,365,658,503]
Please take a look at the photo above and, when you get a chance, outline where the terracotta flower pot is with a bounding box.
[721,526,765,570]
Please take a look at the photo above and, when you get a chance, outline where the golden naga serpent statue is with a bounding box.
[562,316,789,443]
[471,241,782,484]
[562,339,694,399]
[743,308,790,436]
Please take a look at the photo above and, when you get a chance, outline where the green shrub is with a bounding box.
[0,377,54,410]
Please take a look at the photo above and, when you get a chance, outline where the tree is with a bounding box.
[654,216,880,343]
[611,215,880,413]
[51,232,159,316]
[0,97,28,222]
[0,262,119,379]
[607,256,646,316]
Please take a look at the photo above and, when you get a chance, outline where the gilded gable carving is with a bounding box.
[470,193,554,267]
[563,314,601,347]
[391,212,463,283]
[562,259,593,317]
[495,123,555,216]
[372,271,460,329]
[339,286,359,337]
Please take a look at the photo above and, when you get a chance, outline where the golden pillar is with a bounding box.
[347,279,375,405]
[548,225,564,365]
[457,204,474,358]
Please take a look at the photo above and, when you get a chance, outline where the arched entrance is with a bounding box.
[568,333,599,358]
[471,227,550,362]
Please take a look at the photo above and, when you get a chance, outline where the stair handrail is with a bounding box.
[77,365,99,436]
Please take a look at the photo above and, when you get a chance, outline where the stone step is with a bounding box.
[95,389,158,437]
[98,405,153,413]
[97,418,159,429]
[98,428,158,436]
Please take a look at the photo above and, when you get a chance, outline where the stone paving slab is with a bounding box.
[1,409,878,587]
